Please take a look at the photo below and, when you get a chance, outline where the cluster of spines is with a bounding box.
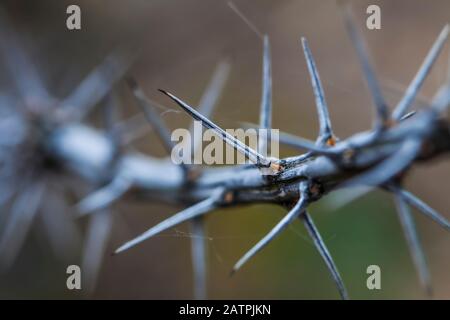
[111,7,450,300]
[0,4,449,300]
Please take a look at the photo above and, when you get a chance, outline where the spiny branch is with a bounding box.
[239,121,338,155]
[393,25,449,121]
[391,186,450,232]
[127,79,176,155]
[341,7,389,127]
[111,20,450,299]
[1,8,450,300]
[190,217,208,300]
[301,37,335,144]
[278,130,340,155]
[192,60,231,154]
[190,60,230,300]
[231,181,309,274]
[341,138,422,188]
[114,191,222,255]
[300,211,348,300]
[158,89,276,169]
[81,209,113,294]
[258,35,272,154]
[393,192,432,294]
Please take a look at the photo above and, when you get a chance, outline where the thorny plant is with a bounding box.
[0,5,450,300]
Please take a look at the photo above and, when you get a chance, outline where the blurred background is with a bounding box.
[0,0,449,299]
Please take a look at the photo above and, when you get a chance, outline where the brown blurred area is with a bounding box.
[1,0,450,299]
